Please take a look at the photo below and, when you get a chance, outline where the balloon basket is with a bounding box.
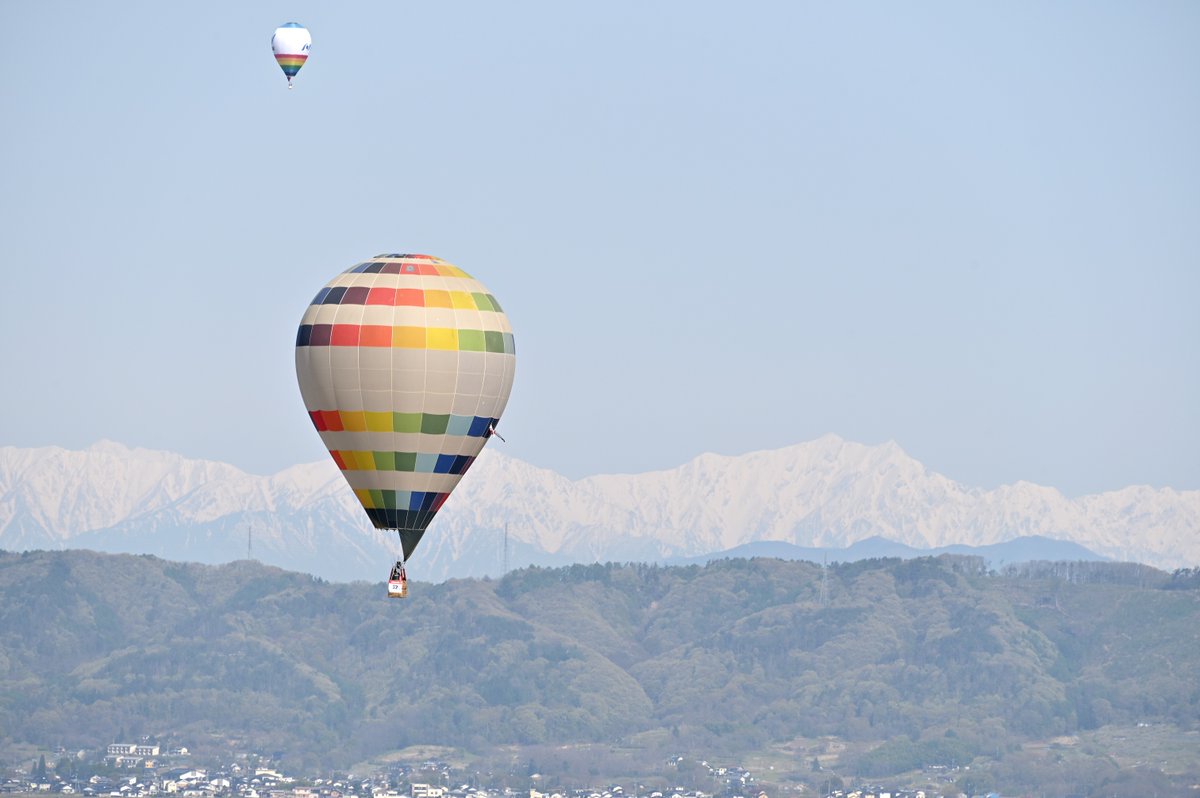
[387,561,408,598]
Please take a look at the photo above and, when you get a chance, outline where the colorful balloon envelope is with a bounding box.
[271,22,311,88]
[295,254,516,562]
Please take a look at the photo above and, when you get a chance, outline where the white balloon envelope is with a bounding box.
[271,22,311,88]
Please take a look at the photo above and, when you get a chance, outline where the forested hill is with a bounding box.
[1,549,1197,770]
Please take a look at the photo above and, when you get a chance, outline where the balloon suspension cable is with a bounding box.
[487,423,506,443]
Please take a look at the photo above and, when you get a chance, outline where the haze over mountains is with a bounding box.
[0,436,1196,583]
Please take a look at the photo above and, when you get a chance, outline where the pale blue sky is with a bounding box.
[1,1,1196,497]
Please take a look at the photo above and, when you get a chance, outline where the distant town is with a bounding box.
[2,742,975,798]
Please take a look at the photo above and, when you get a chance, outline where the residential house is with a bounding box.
[411,785,445,798]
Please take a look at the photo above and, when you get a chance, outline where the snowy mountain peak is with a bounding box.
[86,439,132,454]
[0,438,1196,582]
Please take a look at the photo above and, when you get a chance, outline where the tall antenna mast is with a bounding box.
[247,524,253,561]
[503,522,509,576]
[820,553,829,608]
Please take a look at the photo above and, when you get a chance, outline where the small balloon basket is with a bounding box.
[387,562,408,599]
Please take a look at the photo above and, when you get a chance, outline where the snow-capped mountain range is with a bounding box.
[1,436,1196,583]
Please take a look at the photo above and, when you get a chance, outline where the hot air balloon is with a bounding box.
[295,254,516,597]
[271,22,311,88]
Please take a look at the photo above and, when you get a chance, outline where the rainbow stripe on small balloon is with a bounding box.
[275,53,308,77]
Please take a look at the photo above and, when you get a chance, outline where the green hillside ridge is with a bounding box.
[1,550,1197,775]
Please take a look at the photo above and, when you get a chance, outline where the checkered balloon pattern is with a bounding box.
[295,254,516,561]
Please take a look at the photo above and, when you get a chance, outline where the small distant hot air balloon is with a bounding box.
[295,254,517,598]
[271,22,311,89]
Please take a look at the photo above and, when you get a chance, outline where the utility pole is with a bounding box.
[503,521,509,576]
[247,524,253,561]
